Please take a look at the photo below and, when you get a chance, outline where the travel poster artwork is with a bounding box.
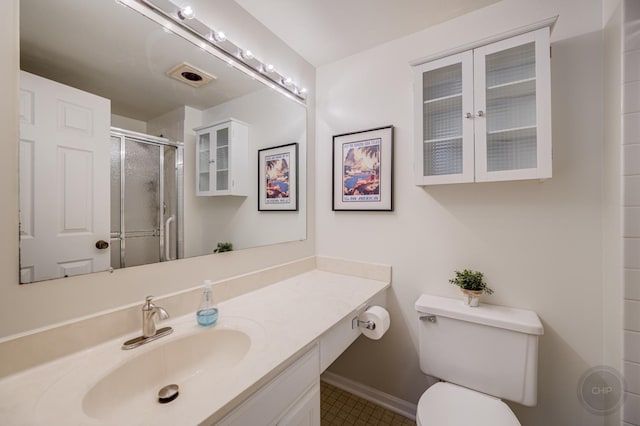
[332,125,393,211]
[258,142,298,211]
[341,138,381,203]
[264,152,291,205]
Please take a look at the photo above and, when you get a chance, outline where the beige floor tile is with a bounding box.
[320,381,415,426]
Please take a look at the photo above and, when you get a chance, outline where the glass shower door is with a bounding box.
[110,132,179,270]
[123,139,161,268]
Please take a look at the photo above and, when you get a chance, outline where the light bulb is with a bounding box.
[242,50,253,60]
[178,5,195,20]
[266,64,274,72]
[213,31,226,42]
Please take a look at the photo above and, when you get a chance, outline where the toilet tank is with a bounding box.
[415,294,544,406]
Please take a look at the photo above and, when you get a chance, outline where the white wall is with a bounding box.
[0,0,315,338]
[200,88,307,251]
[604,0,622,25]
[603,2,623,426]
[111,113,147,133]
[316,0,614,425]
[147,107,184,141]
[622,1,640,424]
[183,106,207,258]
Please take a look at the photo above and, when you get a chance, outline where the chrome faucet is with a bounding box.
[142,296,170,337]
[122,296,173,350]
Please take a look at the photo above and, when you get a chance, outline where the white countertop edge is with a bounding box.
[0,256,391,379]
[0,268,390,425]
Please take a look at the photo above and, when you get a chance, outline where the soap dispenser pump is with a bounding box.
[196,280,218,327]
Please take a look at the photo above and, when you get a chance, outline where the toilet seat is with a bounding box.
[416,382,521,426]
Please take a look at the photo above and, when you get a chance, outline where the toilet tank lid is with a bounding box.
[415,294,544,335]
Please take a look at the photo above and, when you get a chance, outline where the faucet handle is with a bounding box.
[157,306,170,321]
[143,295,155,310]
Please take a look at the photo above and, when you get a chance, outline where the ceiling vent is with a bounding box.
[166,63,216,88]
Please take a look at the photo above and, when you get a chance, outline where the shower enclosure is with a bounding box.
[109,128,183,269]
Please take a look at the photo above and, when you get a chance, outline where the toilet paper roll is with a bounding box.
[359,306,390,340]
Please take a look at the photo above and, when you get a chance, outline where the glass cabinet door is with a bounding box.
[215,126,230,191]
[195,119,248,196]
[413,27,551,185]
[473,28,551,182]
[414,51,474,184]
[196,124,231,195]
[198,132,211,193]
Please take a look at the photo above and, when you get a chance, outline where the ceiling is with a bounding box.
[19,0,500,120]
[20,0,265,121]
[234,0,501,67]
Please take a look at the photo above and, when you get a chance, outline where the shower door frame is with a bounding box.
[110,127,184,268]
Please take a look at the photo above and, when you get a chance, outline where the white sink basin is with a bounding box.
[34,316,265,425]
[83,327,250,420]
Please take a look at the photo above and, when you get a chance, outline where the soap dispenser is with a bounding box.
[196,280,218,327]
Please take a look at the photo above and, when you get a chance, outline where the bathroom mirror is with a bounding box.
[18,0,306,283]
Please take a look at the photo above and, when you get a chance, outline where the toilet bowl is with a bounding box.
[414,294,543,426]
[416,382,519,426]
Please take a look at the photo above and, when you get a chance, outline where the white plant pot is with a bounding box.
[461,289,483,307]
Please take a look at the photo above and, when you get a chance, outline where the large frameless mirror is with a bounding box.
[18,0,307,283]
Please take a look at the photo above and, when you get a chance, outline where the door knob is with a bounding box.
[95,240,109,250]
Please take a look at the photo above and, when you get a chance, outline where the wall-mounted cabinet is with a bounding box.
[413,27,552,185]
[194,119,249,196]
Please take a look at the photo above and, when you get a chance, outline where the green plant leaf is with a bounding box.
[449,269,494,295]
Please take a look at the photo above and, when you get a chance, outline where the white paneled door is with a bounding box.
[19,71,111,283]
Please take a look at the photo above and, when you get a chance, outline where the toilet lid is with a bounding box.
[417,382,520,426]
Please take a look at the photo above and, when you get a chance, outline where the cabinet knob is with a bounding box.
[465,112,472,119]
[476,110,485,117]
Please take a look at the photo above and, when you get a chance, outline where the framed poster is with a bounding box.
[258,143,298,211]
[332,126,393,211]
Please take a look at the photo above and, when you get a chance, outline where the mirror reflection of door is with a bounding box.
[19,71,111,283]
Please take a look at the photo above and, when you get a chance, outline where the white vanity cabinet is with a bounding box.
[413,27,552,185]
[216,345,320,426]
[194,119,249,196]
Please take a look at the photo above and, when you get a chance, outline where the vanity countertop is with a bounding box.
[0,269,389,425]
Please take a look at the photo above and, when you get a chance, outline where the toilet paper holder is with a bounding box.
[352,317,376,330]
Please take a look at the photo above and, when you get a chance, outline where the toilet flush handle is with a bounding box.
[419,314,437,323]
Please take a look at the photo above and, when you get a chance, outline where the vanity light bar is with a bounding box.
[134,0,307,102]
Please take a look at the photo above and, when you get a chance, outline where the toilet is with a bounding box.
[414,294,544,425]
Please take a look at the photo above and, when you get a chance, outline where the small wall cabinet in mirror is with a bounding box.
[195,119,249,196]
[413,27,552,185]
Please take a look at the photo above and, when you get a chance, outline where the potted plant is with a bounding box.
[449,269,494,307]
[213,242,233,253]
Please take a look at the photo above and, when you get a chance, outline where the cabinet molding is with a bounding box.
[410,16,558,67]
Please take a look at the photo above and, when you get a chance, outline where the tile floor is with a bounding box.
[320,381,416,426]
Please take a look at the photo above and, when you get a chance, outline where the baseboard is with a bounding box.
[321,371,417,421]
